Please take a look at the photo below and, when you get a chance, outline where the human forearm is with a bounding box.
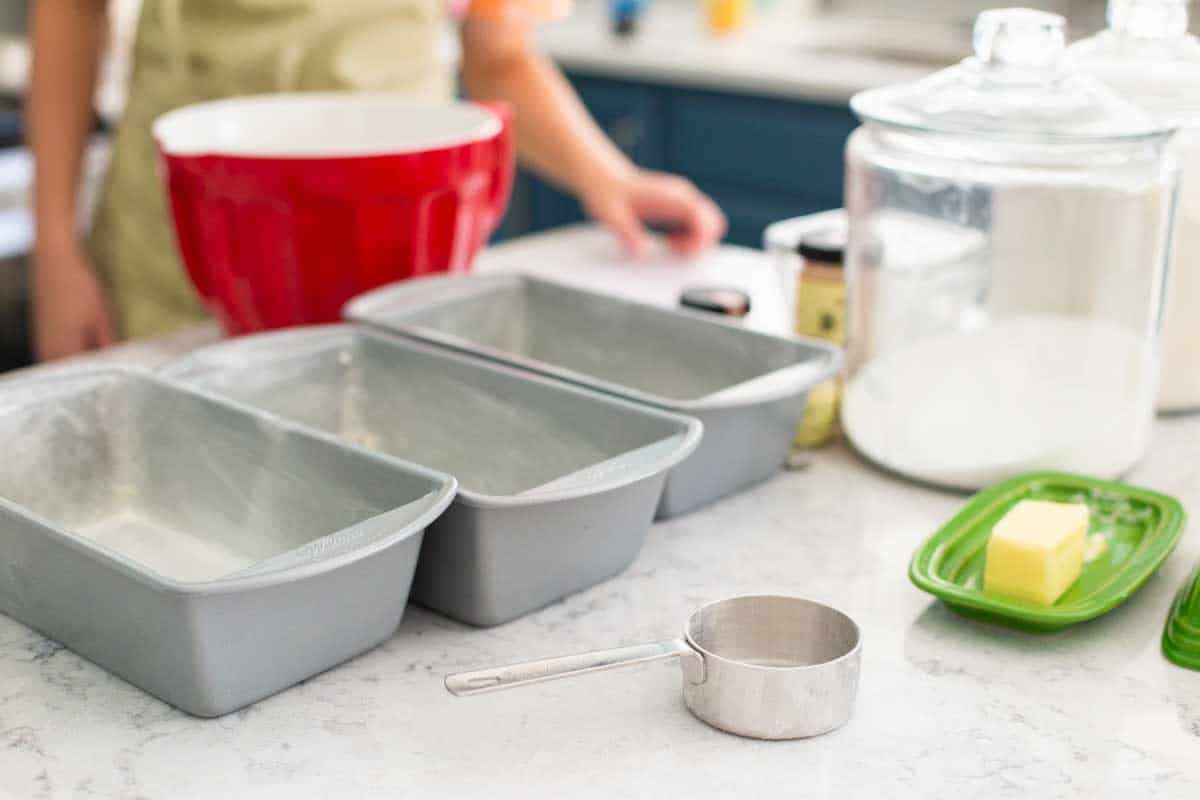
[460,13,725,255]
[29,0,115,360]
[460,17,632,197]
[30,0,107,257]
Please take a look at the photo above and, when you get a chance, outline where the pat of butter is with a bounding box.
[983,500,1088,605]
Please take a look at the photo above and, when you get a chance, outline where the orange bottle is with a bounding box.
[705,0,748,34]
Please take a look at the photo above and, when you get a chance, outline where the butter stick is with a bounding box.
[983,500,1088,605]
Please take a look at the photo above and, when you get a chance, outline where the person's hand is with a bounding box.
[32,243,115,361]
[582,168,727,258]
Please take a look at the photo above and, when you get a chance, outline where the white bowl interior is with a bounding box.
[154,94,501,158]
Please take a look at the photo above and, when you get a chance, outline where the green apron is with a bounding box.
[90,0,450,339]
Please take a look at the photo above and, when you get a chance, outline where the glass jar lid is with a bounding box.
[851,7,1170,143]
[1069,0,1200,127]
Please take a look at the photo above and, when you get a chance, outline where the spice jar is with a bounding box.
[793,227,846,448]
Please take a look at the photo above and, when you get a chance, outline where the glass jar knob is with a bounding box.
[973,8,1066,73]
[1107,0,1188,38]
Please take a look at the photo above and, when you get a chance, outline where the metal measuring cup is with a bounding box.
[446,595,861,740]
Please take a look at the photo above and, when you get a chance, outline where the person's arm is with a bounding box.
[28,0,115,361]
[460,15,726,256]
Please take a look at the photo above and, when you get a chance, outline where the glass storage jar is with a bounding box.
[841,7,1179,490]
[1070,0,1200,411]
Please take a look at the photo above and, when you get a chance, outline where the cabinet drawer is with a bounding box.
[665,90,856,199]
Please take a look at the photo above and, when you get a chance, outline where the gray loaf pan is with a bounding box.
[161,326,702,627]
[0,368,456,717]
[344,273,842,517]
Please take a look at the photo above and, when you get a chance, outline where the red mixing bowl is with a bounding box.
[154,94,514,334]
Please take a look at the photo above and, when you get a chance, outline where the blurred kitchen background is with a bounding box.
[0,0,1193,371]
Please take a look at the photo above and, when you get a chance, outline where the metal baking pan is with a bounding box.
[161,326,702,627]
[0,367,456,717]
[344,273,842,517]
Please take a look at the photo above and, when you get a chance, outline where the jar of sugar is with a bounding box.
[841,7,1178,490]
[1070,0,1200,411]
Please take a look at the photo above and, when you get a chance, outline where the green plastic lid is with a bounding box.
[1163,560,1200,670]
[910,472,1187,632]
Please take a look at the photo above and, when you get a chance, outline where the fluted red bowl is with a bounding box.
[154,94,514,334]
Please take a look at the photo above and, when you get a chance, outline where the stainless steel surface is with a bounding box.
[344,273,842,517]
[446,595,861,740]
[161,325,701,626]
[0,367,456,716]
[446,638,705,695]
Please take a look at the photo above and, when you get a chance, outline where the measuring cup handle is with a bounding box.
[445,638,705,697]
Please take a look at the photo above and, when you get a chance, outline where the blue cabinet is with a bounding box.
[498,74,856,247]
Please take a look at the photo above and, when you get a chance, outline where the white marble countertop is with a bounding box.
[2,227,1200,798]
[538,1,943,103]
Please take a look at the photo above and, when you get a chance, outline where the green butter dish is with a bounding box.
[910,472,1187,632]
[1163,560,1200,671]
